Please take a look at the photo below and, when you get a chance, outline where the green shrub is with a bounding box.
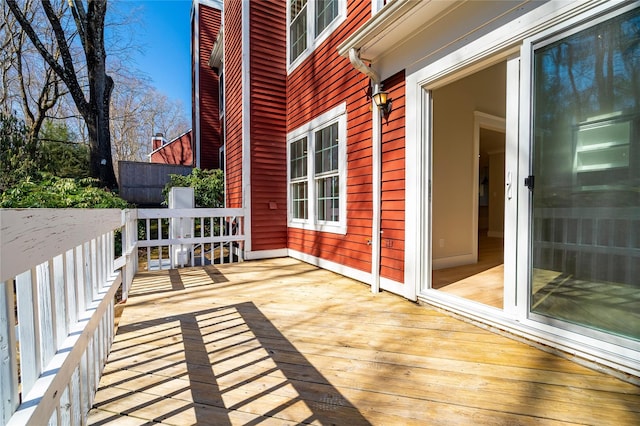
[0,112,39,192]
[162,168,224,208]
[0,173,129,208]
[39,120,90,179]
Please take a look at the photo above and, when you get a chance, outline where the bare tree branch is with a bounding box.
[69,0,88,52]
[6,0,118,188]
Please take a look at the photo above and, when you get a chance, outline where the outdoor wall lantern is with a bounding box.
[372,89,392,118]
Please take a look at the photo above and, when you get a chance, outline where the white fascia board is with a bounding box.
[337,0,421,57]
[337,0,458,60]
[407,0,616,85]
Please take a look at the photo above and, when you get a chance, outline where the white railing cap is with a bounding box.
[0,209,122,282]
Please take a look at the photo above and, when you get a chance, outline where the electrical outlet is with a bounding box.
[439,239,445,248]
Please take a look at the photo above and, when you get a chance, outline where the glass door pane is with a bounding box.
[530,7,640,342]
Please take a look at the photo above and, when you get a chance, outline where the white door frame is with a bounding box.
[473,111,507,266]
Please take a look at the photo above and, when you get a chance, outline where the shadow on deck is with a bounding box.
[89,258,640,425]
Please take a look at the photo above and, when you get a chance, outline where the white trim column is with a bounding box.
[371,91,382,294]
[403,79,429,302]
[241,0,252,254]
[193,3,201,168]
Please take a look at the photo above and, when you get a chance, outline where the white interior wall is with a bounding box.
[432,62,506,266]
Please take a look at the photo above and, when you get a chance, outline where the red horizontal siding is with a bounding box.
[288,228,371,272]
[198,5,222,170]
[224,0,243,209]
[380,70,406,283]
[249,1,288,251]
[287,0,374,275]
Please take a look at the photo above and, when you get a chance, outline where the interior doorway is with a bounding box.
[430,62,506,309]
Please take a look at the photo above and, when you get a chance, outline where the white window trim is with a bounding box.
[287,0,347,73]
[287,102,347,234]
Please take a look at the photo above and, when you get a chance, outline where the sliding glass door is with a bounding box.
[529,6,640,343]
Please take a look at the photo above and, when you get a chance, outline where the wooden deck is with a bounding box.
[89,258,640,425]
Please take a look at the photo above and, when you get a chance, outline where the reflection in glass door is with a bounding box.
[530,7,640,342]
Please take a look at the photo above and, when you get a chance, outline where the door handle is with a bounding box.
[506,171,513,200]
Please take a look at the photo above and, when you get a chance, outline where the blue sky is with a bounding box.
[114,0,193,121]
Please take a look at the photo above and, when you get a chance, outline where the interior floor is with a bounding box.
[432,233,504,309]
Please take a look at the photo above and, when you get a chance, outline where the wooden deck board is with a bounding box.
[89,258,640,425]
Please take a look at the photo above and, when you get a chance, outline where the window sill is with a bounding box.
[288,220,347,235]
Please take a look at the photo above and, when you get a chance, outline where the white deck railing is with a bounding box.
[0,209,123,425]
[0,207,245,425]
[132,208,245,272]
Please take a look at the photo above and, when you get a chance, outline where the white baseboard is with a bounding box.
[244,248,288,260]
[287,249,406,298]
[288,249,372,284]
[380,277,405,296]
[432,253,476,270]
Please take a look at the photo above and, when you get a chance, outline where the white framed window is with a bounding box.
[287,0,347,71]
[288,103,347,234]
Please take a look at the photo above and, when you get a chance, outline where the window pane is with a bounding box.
[291,182,308,219]
[317,176,339,222]
[530,8,640,341]
[291,0,307,17]
[290,3,307,61]
[316,0,339,36]
[315,122,339,174]
[290,137,308,179]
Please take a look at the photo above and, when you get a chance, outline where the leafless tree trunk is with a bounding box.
[7,0,118,188]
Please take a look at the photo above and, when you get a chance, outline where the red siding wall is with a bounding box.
[224,0,243,208]
[380,71,406,282]
[287,0,375,274]
[150,131,194,166]
[249,2,288,251]
[197,5,221,170]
